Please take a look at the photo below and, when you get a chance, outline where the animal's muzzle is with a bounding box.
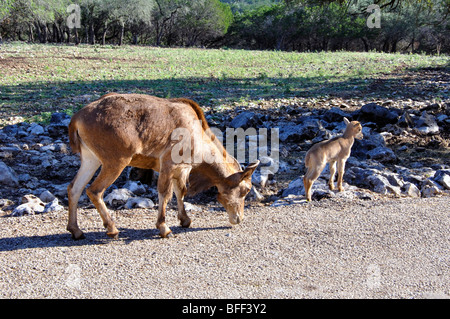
[229,214,243,225]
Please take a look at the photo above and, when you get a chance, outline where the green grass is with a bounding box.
[0,42,448,126]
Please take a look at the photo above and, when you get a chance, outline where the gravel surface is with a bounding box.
[0,196,449,299]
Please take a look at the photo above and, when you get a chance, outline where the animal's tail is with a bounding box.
[304,152,311,168]
[68,118,81,154]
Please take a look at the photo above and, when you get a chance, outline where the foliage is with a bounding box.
[0,0,448,53]
[0,0,233,46]
[225,0,450,53]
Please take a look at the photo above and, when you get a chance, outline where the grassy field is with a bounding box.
[0,42,449,126]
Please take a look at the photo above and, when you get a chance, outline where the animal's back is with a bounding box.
[69,93,202,160]
[304,136,345,167]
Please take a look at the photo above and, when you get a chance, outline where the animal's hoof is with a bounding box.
[72,233,86,240]
[180,217,192,228]
[158,224,172,238]
[107,231,119,239]
[166,232,174,238]
[69,228,86,240]
[160,230,173,238]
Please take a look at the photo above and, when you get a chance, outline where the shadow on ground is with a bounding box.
[0,225,232,252]
[1,66,448,123]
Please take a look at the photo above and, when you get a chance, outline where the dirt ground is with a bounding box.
[0,196,448,299]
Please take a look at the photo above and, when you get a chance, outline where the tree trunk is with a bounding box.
[102,21,108,45]
[34,22,42,43]
[391,38,398,53]
[89,21,95,45]
[28,24,34,42]
[118,21,124,46]
[361,37,369,52]
[382,39,389,53]
[74,28,79,45]
[53,23,61,42]
[42,24,48,43]
[155,21,162,46]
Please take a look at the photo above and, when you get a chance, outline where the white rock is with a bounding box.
[184,202,202,212]
[12,204,35,216]
[105,188,134,207]
[402,183,421,197]
[436,174,450,190]
[43,198,64,213]
[421,185,440,198]
[123,181,147,196]
[282,177,305,197]
[124,197,154,209]
[12,194,46,216]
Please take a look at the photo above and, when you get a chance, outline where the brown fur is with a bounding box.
[303,118,363,201]
[67,93,259,240]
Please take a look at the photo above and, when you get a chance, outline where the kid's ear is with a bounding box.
[343,117,350,125]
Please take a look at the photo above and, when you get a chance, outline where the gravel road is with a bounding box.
[0,196,448,299]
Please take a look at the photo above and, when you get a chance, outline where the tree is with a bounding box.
[152,0,187,46]
[104,0,154,46]
[0,0,15,22]
[178,0,233,46]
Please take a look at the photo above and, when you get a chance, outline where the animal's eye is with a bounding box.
[240,187,250,197]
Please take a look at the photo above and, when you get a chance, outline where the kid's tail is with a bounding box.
[304,152,311,168]
[68,118,81,154]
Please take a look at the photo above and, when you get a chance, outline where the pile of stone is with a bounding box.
[0,113,161,216]
[234,101,450,205]
[1,100,449,215]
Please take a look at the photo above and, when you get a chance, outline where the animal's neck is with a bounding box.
[188,140,240,195]
[200,156,238,184]
[342,129,355,141]
[340,131,355,150]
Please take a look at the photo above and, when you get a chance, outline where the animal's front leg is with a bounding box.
[336,159,346,192]
[328,161,336,190]
[173,167,192,228]
[156,172,173,238]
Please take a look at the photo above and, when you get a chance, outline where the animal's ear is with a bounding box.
[343,117,350,125]
[226,161,260,186]
[240,160,260,181]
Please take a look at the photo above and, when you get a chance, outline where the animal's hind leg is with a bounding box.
[67,145,101,240]
[328,161,336,190]
[173,168,192,228]
[303,162,325,201]
[86,161,129,239]
[156,170,174,238]
[303,175,313,202]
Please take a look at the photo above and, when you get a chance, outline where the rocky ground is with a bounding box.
[0,67,449,298]
[1,92,450,214]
